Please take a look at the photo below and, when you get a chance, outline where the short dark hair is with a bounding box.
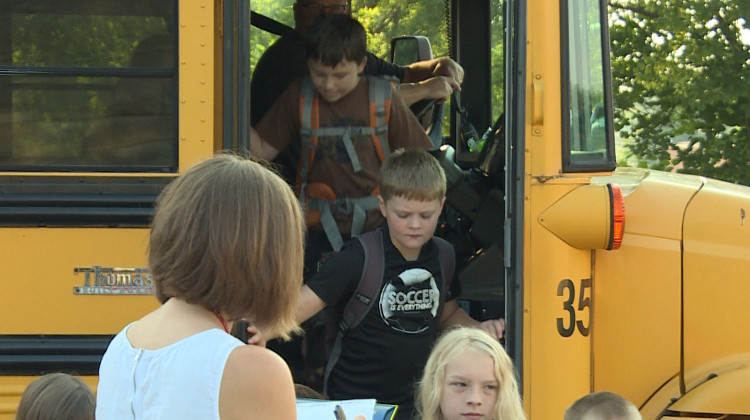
[305,14,367,66]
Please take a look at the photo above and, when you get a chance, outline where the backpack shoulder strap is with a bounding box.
[367,76,393,163]
[300,77,316,132]
[432,235,455,310]
[323,229,385,395]
[342,229,385,331]
[297,77,320,204]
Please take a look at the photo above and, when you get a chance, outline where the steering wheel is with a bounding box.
[411,98,437,121]
[410,99,444,148]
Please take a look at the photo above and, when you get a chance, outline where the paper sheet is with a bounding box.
[297,398,376,420]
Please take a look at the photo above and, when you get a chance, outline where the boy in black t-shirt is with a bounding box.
[266,148,506,420]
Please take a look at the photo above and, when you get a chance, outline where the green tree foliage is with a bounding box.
[609,1,750,184]
[249,0,295,68]
[249,0,450,68]
[490,0,505,120]
[353,0,449,59]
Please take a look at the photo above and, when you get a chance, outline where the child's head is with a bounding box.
[416,327,526,420]
[378,148,446,258]
[305,13,366,69]
[16,373,95,420]
[150,153,305,340]
[380,148,446,203]
[305,14,367,102]
[564,391,642,420]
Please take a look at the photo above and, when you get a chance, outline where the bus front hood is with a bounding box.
[669,355,750,416]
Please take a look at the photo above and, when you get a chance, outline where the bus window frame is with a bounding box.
[0,0,179,173]
[559,0,616,172]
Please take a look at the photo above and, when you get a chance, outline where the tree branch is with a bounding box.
[608,1,660,19]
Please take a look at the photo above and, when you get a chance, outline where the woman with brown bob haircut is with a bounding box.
[96,153,304,420]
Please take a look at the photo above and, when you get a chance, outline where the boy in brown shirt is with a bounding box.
[251,13,432,258]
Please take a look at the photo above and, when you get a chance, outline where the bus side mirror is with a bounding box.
[390,36,434,64]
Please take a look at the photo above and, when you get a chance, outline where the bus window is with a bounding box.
[490,0,504,126]
[0,0,178,172]
[561,0,616,171]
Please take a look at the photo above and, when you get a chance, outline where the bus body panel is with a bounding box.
[589,169,750,417]
[682,179,750,389]
[526,178,596,419]
[597,168,704,239]
[669,355,750,416]
[0,227,156,334]
[591,169,703,407]
[178,0,221,170]
[592,232,682,407]
[639,372,682,419]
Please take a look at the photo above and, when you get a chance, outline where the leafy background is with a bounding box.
[609,1,750,184]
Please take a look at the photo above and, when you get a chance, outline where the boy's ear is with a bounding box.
[378,195,387,218]
[357,57,367,75]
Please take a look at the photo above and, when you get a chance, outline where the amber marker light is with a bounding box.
[607,184,625,250]
[538,183,625,250]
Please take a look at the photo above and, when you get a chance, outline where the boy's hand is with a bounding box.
[478,318,506,340]
[246,324,267,347]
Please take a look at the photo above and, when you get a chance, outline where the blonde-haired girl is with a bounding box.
[416,327,526,420]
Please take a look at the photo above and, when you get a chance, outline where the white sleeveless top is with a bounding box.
[96,324,243,420]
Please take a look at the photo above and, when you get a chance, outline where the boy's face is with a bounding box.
[307,58,365,103]
[378,194,444,260]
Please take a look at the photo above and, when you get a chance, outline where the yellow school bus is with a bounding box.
[1,0,749,419]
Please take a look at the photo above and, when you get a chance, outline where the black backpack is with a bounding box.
[316,228,456,395]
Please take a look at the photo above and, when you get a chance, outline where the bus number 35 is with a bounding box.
[557,278,591,337]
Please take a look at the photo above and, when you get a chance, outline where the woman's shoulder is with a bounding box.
[225,344,290,376]
[219,345,296,419]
